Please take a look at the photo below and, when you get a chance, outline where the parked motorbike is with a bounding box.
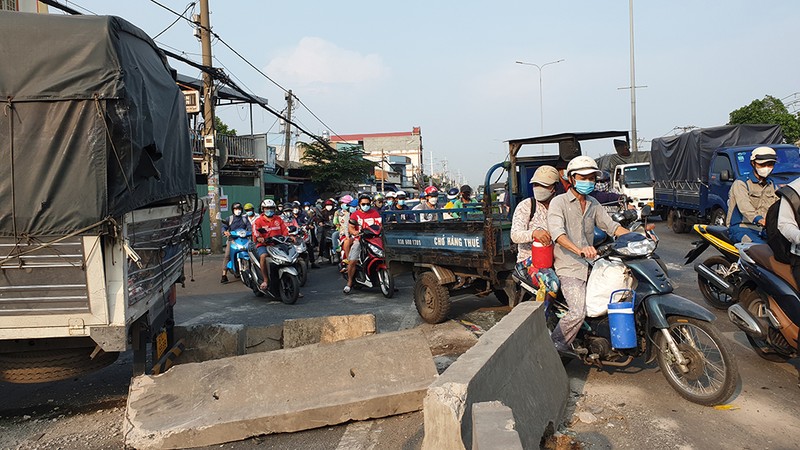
[237,236,300,304]
[225,228,251,278]
[341,224,395,298]
[685,224,740,309]
[544,207,738,406]
[728,243,798,362]
[288,225,310,287]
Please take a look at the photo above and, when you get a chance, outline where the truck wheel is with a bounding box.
[669,210,688,233]
[414,272,450,324]
[710,208,726,226]
[0,349,119,384]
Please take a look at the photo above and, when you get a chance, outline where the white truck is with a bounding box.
[611,162,655,218]
[0,12,204,382]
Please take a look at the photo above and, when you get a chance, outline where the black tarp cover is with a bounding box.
[0,12,195,237]
[650,125,784,183]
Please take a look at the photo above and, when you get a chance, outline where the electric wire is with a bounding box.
[153,2,195,40]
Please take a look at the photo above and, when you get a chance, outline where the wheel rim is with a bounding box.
[700,261,734,305]
[662,322,729,398]
[281,276,295,298]
[745,296,774,350]
[422,285,435,311]
[379,270,390,295]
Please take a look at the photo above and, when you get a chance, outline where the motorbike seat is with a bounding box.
[705,225,732,244]
[745,244,798,291]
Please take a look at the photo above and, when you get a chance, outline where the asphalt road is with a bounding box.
[1,220,799,449]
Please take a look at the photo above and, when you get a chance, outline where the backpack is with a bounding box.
[766,186,800,265]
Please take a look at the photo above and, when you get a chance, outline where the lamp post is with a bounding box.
[515,59,565,147]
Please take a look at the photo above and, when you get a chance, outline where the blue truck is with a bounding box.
[651,125,800,233]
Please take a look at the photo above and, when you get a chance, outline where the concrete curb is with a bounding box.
[471,401,523,450]
[422,301,568,449]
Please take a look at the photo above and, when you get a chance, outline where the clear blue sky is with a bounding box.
[58,1,798,186]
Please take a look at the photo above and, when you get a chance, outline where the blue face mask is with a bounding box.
[574,180,596,195]
[265,210,275,217]
[348,206,357,213]
[387,199,395,206]
[398,200,406,206]
[246,211,254,217]
[341,204,348,211]
[360,204,371,212]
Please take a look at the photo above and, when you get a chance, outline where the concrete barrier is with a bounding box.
[125,328,438,449]
[283,314,377,349]
[471,401,522,450]
[422,301,568,450]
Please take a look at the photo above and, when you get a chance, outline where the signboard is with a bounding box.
[183,89,200,114]
[385,231,483,252]
[219,195,228,212]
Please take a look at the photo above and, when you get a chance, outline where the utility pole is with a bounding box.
[628,0,639,152]
[199,0,221,253]
[283,89,293,202]
[429,150,434,187]
[380,148,385,194]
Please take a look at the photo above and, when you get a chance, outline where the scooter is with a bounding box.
[545,207,739,406]
[237,236,300,304]
[319,224,338,264]
[728,243,799,362]
[288,225,310,287]
[341,224,395,298]
[225,228,250,278]
[685,224,741,310]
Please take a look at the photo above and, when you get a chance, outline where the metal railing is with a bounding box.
[190,132,257,159]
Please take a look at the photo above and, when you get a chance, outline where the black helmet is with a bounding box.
[231,202,243,210]
[460,185,473,195]
[358,192,372,202]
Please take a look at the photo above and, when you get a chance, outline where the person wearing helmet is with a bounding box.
[332,195,353,256]
[343,193,383,293]
[373,193,386,212]
[511,166,559,264]
[253,199,290,291]
[547,155,630,354]
[384,191,397,212]
[726,146,779,244]
[442,188,460,220]
[413,186,440,222]
[243,203,257,227]
[220,202,251,283]
[387,190,414,223]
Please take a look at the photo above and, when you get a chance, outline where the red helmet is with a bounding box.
[424,186,439,197]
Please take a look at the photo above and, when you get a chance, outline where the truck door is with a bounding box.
[614,167,623,192]
[708,153,734,219]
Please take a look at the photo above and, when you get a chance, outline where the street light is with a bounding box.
[515,59,565,146]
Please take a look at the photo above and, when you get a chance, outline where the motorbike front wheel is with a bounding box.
[697,256,737,310]
[655,316,738,406]
[279,273,300,304]
[378,268,395,298]
[295,260,308,287]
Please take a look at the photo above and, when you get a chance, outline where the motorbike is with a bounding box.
[319,224,338,264]
[237,235,300,304]
[288,225,311,287]
[225,228,251,278]
[341,223,395,298]
[540,206,738,406]
[728,243,799,362]
[685,224,741,310]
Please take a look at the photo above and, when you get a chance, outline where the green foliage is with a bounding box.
[728,95,800,143]
[215,116,237,136]
[299,141,376,194]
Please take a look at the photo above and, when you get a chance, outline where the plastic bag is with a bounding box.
[585,259,632,317]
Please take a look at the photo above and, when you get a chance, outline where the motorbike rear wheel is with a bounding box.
[739,288,792,363]
[655,316,738,406]
[279,273,299,304]
[697,255,737,310]
[378,268,395,298]
[296,259,308,287]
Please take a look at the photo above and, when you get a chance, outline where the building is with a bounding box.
[1,0,48,12]
[330,127,423,189]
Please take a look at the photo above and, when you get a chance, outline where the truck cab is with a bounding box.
[611,162,654,217]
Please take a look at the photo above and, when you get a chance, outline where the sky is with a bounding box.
[55,0,799,186]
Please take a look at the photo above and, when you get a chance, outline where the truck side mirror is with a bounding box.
[720,170,731,182]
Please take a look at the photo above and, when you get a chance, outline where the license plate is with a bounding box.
[155,330,168,360]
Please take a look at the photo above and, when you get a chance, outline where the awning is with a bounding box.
[263,172,299,184]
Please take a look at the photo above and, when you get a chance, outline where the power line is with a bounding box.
[152,1,195,40]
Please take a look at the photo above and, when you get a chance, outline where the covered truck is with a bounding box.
[0,12,204,382]
[651,124,800,232]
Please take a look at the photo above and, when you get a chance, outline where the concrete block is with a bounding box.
[422,302,568,450]
[244,325,283,354]
[283,314,377,348]
[173,324,243,363]
[471,401,522,450]
[124,328,437,449]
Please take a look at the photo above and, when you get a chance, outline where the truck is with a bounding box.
[610,162,655,216]
[0,13,204,382]
[384,131,630,323]
[651,125,800,233]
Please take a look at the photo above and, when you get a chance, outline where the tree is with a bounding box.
[299,141,376,194]
[728,95,800,143]
[215,116,237,136]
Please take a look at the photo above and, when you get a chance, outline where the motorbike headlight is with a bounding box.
[367,243,384,258]
[615,238,656,256]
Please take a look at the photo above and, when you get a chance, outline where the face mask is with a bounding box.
[533,186,555,202]
[293,208,300,214]
[265,210,275,217]
[427,197,437,205]
[341,204,347,211]
[348,206,357,213]
[304,206,310,211]
[233,209,242,216]
[574,180,596,195]
[398,200,406,206]
[561,172,568,181]
[387,200,395,206]
[756,166,773,178]
[325,205,333,211]
[360,204,371,212]
[246,211,254,217]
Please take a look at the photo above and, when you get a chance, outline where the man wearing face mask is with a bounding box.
[413,186,440,222]
[220,202,251,283]
[383,191,397,212]
[390,191,414,223]
[726,146,779,244]
[511,166,559,263]
[343,193,383,293]
[244,203,258,227]
[252,199,289,291]
[547,155,630,354]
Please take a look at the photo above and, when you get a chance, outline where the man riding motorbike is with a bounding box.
[221,202,251,283]
[344,193,383,294]
[252,199,290,291]
[727,146,778,244]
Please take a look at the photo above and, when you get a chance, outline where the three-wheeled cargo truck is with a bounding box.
[385,131,631,323]
[0,12,204,382]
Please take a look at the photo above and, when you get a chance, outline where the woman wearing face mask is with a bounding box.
[413,186,440,223]
[220,202,251,283]
[511,166,560,264]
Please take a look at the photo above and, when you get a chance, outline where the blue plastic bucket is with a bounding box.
[607,301,636,349]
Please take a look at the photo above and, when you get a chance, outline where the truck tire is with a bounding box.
[414,272,450,324]
[669,209,689,234]
[0,349,119,384]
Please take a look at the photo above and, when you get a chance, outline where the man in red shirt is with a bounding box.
[252,199,289,291]
[344,193,383,294]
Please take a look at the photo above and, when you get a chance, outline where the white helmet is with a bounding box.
[260,198,276,209]
[750,146,777,162]
[566,155,601,177]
